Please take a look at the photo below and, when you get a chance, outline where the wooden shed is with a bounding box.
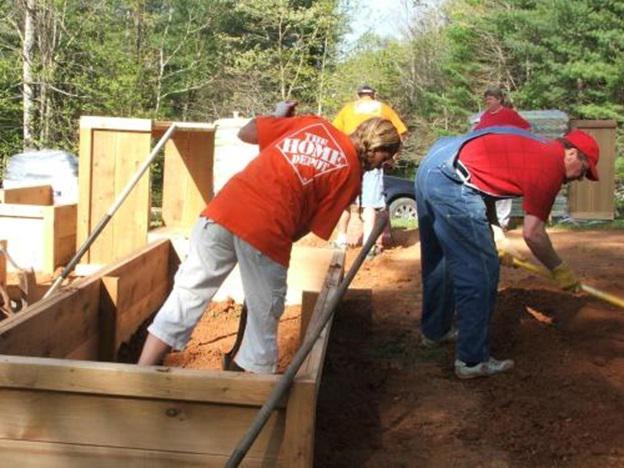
[568,119,617,220]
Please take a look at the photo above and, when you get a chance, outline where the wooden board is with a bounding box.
[0,439,267,468]
[0,203,76,273]
[568,120,617,220]
[77,117,152,265]
[162,130,215,230]
[0,185,53,205]
[0,389,285,459]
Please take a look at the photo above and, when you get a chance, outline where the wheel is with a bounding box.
[389,196,417,221]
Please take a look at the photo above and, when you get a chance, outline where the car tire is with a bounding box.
[389,197,417,221]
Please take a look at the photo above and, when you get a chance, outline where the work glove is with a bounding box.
[272,100,297,117]
[551,262,581,292]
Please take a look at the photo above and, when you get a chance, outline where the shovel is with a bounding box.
[510,256,624,309]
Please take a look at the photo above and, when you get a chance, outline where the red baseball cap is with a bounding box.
[564,129,600,181]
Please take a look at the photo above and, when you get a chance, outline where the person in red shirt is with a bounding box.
[473,86,531,131]
[138,102,402,373]
[474,86,531,230]
[415,126,600,379]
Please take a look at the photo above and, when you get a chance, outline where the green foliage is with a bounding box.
[1,0,623,215]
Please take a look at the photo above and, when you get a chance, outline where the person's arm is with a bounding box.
[237,101,298,145]
[522,214,561,269]
[238,119,258,144]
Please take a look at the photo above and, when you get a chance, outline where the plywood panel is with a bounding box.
[78,118,152,265]
[0,389,285,459]
[162,131,215,230]
[0,185,53,205]
[568,120,617,220]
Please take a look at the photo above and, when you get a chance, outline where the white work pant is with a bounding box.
[495,199,512,229]
[148,218,288,374]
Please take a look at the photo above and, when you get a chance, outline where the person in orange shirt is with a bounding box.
[332,85,408,257]
[138,101,402,373]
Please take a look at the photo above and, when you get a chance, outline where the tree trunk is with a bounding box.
[22,0,36,150]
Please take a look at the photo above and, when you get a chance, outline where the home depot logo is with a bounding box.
[277,123,349,185]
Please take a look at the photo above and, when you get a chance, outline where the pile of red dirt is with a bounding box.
[163,299,302,373]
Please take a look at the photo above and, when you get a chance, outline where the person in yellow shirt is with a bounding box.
[332,85,408,257]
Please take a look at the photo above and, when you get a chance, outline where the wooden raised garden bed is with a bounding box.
[0,239,343,467]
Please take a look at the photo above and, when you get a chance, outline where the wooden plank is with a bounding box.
[115,278,169,350]
[0,355,286,406]
[0,240,172,357]
[299,291,319,344]
[0,281,101,357]
[77,126,94,263]
[82,128,151,265]
[297,250,345,381]
[80,116,152,132]
[0,240,6,286]
[112,130,150,262]
[162,131,214,230]
[53,204,77,270]
[64,335,99,361]
[0,388,286,458]
[0,185,53,205]
[89,129,117,263]
[0,439,271,467]
[282,381,316,467]
[153,120,216,133]
[42,206,56,273]
[99,276,120,361]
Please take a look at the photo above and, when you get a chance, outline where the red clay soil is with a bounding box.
[314,228,624,467]
[163,299,302,373]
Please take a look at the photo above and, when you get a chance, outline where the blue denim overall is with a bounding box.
[415,126,545,363]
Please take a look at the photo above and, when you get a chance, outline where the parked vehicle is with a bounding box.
[383,174,417,221]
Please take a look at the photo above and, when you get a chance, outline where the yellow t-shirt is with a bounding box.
[332,96,407,136]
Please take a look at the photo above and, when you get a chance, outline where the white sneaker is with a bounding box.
[454,357,514,379]
[421,327,458,348]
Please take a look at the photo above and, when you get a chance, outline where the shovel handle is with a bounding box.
[510,257,624,309]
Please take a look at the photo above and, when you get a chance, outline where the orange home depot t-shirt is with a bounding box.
[202,115,362,267]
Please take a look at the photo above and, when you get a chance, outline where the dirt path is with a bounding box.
[315,228,624,467]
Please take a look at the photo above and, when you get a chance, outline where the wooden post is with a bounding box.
[0,240,6,287]
[283,381,316,467]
